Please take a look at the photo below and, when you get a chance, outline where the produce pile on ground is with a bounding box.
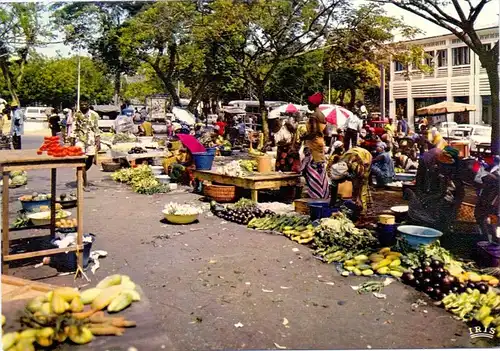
[2,274,140,350]
[111,165,169,195]
[211,200,269,225]
[163,202,203,216]
[112,133,137,144]
[37,137,84,157]
[58,192,77,202]
[19,192,51,202]
[127,146,147,155]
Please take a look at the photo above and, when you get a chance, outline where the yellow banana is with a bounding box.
[80,288,102,305]
[51,293,69,314]
[70,296,84,313]
[96,274,122,289]
[2,332,20,350]
[52,287,79,302]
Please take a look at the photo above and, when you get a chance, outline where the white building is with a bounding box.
[389,26,499,128]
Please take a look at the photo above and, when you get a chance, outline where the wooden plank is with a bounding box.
[0,149,86,165]
[3,162,86,172]
[252,179,300,190]
[3,245,84,261]
[194,170,299,182]
[2,275,57,292]
[2,169,10,273]
[76,167,84,268]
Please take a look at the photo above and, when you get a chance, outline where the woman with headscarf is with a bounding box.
[371,142,395,187]
[274,119,300,173]
[300,93,329,199]
[327,146,372,214]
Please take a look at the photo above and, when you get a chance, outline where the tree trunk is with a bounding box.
[339,90,346,106]
[113,71,121,106]
[187,80,206,113]
[0,60,19,104]
[348,87,356,110]
[480,57,499,154]
[257,90,269,144]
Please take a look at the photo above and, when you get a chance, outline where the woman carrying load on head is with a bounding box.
[300,92,329,199]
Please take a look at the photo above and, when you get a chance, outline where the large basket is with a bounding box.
[203,184,237,203]
[456,202,475,223]
[101,161,121,172]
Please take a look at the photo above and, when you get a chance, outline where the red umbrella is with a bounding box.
[285,103,299,114]
[322,106,353,126]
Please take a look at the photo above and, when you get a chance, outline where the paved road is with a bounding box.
[2,141,481,350]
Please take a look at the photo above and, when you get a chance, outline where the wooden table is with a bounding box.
[193,170,301,202]
[0,150,86,273]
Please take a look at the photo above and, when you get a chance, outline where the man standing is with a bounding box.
[342,112,362,151]
[73,102,100,190]
[10,102,24,149]
[356,100,368,120]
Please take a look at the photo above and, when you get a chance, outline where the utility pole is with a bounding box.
[380,64,385,119]
[328,72,331,105]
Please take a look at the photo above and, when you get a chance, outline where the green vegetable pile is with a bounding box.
[10,170,27,186]
[111,165,169,195]
[239,160,256,172]
[112,133,137,144]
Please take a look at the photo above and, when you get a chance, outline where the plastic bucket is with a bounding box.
[20,199,51,212]
[193,152,215,170]
[206,148,217,156]
[50,234,95,272]
[309,202,337,221]
[377,224,398,246]
[256,156,272,173]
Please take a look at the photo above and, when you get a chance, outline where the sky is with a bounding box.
[36,0,500,58]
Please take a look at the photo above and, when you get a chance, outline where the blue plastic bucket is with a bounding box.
[50,234,95,272]
[309,202,338,220]
[309,205,324,221]
[193,152,215,170]
[397,225,442,248]
[377,223,398,246]
[206,148,217,156]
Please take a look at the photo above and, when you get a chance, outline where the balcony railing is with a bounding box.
[452,66,471,77]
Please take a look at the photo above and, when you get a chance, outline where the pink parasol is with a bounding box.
[285,103,299,114]
[322,105,353,126]
[176,134,206,154]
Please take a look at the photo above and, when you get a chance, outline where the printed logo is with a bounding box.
[469,326,495,339]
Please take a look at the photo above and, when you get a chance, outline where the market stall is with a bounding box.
[193,170,300,202]
[0,150,86,273]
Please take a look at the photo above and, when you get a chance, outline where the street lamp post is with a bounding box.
[76,50,81,111]
[328,72,331,105]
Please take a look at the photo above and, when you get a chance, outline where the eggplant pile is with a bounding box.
[402,259,490,301]
[210,201,273,225]
[128,146,147,154]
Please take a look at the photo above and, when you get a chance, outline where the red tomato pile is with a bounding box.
[37,136,85,157]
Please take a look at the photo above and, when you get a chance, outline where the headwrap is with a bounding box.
[377,142,387,150]
[437,146,459,165]
[333,140,343,149]
[307,92,323,106]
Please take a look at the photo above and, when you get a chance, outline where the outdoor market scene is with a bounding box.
[0,0,499,350]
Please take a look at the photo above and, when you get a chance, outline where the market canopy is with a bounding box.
[268,103,306,119]
[172,106,195,125]
[92,105,121,114]
[416,101,476,116]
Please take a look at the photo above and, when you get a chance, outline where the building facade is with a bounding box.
[389,26,499,128]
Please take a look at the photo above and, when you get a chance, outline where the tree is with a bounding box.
[51,2,145,104]
[265,50,325,103]
[0,56,114,106]
[118,2,200,108]
[373,0,499,152]
[324,4,426,109]
[0,3,48,104]
[202,0,348,140]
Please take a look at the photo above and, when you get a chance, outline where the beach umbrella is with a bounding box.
[172,106,195,125]
[322,105,353,126]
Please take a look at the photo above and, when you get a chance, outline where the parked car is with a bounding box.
[450,124,491,152]
[24,106,48,120]
[436,121,458,136]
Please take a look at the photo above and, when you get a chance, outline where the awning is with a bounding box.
[92,105,121,114]
[416,101,476,116]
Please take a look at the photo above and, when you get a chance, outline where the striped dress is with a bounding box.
[300,149,329,199]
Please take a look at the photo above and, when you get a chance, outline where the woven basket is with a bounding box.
[456,202,475,223]
[203,184,237,203]
[101,161,122,172]
[293,200,310,215]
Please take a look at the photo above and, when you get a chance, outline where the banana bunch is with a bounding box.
[248,214,310,233]
[441,289,500,329]
[282,224,315,244]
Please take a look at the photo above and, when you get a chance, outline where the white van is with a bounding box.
[24,107,48,120]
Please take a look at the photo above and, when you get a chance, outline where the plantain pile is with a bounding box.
[247,213,312,243]
[2,274,140,350]
[340,248,408,278]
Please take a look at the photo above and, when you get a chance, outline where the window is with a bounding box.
[473,127,490,137]
[424,51,434,67]
[452,46,470,66]
[394,61,404,72]
[436,49,447,67]
[26,108,38,114]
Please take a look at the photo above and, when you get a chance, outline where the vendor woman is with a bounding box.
[327,146,372,215]
[371,142,395,187]
[300,92,329,199]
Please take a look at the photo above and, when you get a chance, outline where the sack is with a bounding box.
[329,161,349,180]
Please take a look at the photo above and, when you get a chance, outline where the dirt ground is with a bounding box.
[3,137,485,350]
